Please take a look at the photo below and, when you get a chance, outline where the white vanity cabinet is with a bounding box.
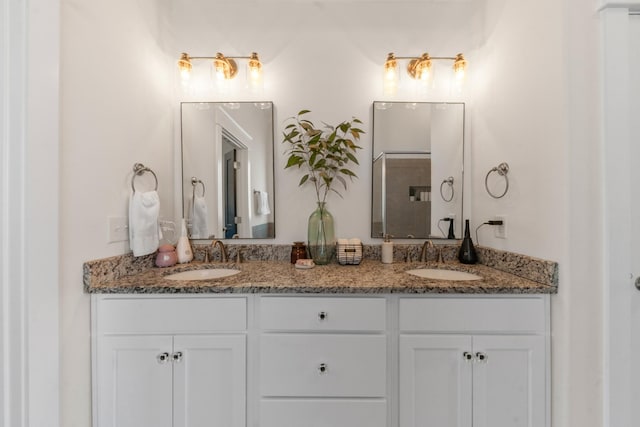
[91,293,550,427]
[257,296,388,427]
[91,295,247,427]
[398,297,549,427]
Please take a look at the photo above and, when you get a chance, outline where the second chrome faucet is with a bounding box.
[420,240,444,263]
[205,240,228,263]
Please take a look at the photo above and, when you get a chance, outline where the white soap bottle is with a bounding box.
[176,218,193,263]
[381,234,393,264]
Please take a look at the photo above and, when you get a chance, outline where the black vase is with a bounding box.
[458,219,478,264]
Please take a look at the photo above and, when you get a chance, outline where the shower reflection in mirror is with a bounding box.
[181,102,275,239]
[371,102,464,239]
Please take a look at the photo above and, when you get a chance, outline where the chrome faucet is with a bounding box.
[206,240,228,263]
[420,240,434,262]
[420,240,444,263]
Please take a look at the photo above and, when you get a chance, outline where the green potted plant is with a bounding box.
[282,110,364,264]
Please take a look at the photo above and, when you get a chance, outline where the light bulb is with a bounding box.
[383,53,399,96]
[453,53,467,82]
[177,53,192,83]
[215,61,228,81]
[247,52,263,91]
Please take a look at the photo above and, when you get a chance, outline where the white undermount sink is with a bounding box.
[406,268,482,281]
[164,268,240,281]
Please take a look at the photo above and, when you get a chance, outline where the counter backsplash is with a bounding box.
[83,243,558,289]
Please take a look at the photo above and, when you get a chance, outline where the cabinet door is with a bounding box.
[399,335,472,427]
[472,335,546,427]
[173,335,246,427]
[95,335,173,427]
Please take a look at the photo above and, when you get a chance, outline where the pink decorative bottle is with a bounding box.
[155,244,178,267]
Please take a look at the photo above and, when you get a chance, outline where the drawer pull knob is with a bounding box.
[318,363,328,374]
[157,352,170,364]
[318,311,328,321]
[172,351,183,363]
[463,351,473,362]
[475,352,488,363]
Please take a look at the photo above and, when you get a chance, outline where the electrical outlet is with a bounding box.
[108,216,129,243]
[494,215,507,239]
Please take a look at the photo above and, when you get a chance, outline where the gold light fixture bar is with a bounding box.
[383,52,467,95]
[177,52,263,82]
[385,52,467,80]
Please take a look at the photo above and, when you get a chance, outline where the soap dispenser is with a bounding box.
[443,218,455,239]
[458,219,478,264]
[176,218,193,263]
[381,234,394,264]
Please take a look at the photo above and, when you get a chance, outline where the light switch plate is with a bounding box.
[107,216,129,243]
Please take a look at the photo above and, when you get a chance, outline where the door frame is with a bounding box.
[1,0,60,425]
[600,4,640,427]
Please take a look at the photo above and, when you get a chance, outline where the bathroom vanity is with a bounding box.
[86,252,556,427]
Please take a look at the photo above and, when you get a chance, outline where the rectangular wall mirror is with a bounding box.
[371,101,464,239]
[181,102,275,239]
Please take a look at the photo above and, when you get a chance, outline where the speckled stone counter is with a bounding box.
[84,245,558,294]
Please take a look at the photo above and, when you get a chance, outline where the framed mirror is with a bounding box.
[371,101,464,239]
[181,101,275,239]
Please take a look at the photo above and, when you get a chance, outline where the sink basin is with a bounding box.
[406,268,482,281]
[164,268,240,281]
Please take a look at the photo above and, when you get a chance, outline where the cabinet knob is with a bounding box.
[172,351,183,363]
[463,351,474,362]
[475,352,488,363]
[318,363,328,374]
[318,311,328,321]
[157,352,170,364]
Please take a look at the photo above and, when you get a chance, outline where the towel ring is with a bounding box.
[191,177,205,197]
[131,163,158,192]
[440,176,455,202]
[485,162,510,199]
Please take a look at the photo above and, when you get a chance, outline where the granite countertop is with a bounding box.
[85,258,557,295]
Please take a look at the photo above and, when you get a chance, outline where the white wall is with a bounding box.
[470,1,603,427]
[59,1,604,426]
[60,0,174,425]
[168,0,484,242]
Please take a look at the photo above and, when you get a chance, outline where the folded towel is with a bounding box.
[129,191,160,257]
[190,195,209,239]
[255,191,271,215]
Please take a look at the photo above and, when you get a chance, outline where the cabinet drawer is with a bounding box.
[260,399,387,427]
[260,334,386,397]
[399,297,546,333]
[96,296,247,334]
[260,297,386,331]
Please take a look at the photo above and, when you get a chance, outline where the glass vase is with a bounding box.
[307,202,335,265]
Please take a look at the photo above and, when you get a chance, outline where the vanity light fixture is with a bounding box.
[178,51,264,90]
[383,52,467,95]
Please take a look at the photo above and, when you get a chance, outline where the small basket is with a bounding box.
[336,242,363,265]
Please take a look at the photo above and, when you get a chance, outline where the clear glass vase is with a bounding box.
[307,202,335,265]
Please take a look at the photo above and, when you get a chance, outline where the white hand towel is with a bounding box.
[255,191,271,215]
[129,191,160,257]
[191,195,209,239]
